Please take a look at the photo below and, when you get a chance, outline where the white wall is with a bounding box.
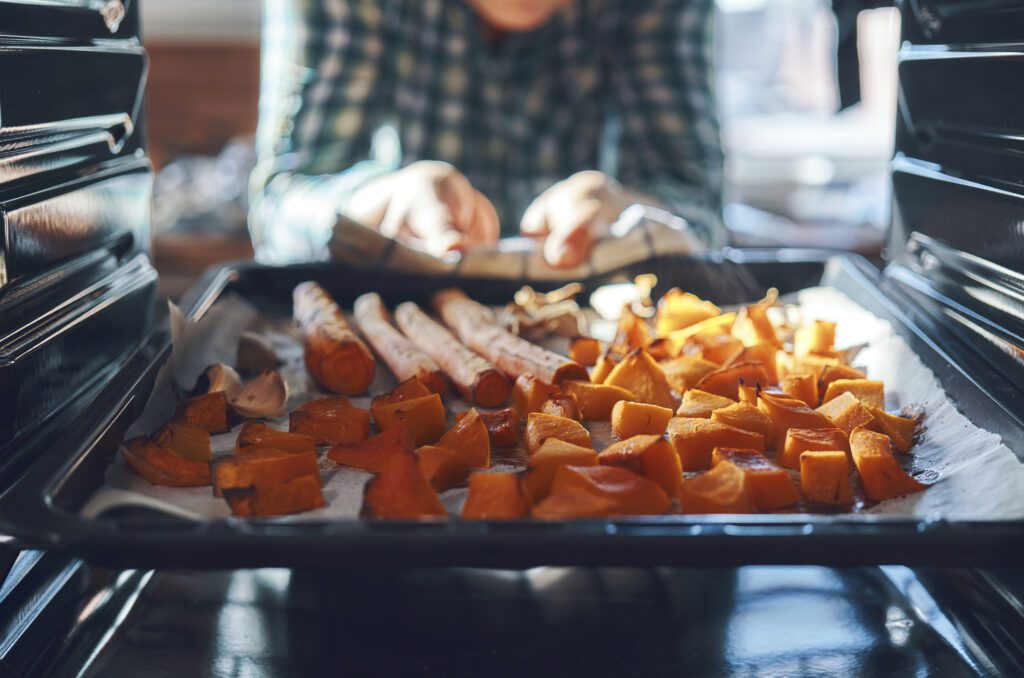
[141,0,261,43]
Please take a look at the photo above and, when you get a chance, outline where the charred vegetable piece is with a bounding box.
[289,397,370,445]
[236,422,316,456]
[122,437,211,487]
[598,434,682,497]
[522,439,599,502]
[524,413,592,455]
[371,393,446,446]
[457,407,520,448]
[711,447,799,511]
[154,422,211,462]
[462,473,531,519]
[174,391,231,433]
[540,392,581,421]
[667,417,765,471]
[849,427,926,501]
[361,450,447,519]
[563,380,635,421]
[327,420,416,472]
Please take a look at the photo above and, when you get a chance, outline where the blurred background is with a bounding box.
[144,0,900,297]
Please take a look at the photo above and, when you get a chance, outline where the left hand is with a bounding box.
[519,171,629,268]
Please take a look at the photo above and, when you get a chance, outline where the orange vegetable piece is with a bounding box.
[799,450,853,505]
[676,389,735,419]
[563,380,635,420]
[224,473,326,518]
[710,402,773,440]
[679,461,752,514]
[604,350,676,409]
[590,353,619,384]
[794,320,836,357]
[415,445,470,492]
[598,435,683,497]
[734,290,780,347]
[781,373,819,408]
[513,374,559,418]
[457,407,520,448]
[462,473,531,519]
[532,486,618,518]
[611,306,651,354]
[727,343,778,384]
[695,362,771,400]
[122,437,211,487]
[369,377,432,424]
[610,400,674,439]
[361,450,447,518]
[818,364,867,392]
[665,313,737,355]
[568,337,602,366]
[436,408,490,468]
[737,385,758,405]
[522,439,599,502]
[213,448,320,501]
[655,289,721,337]
[236,421,316,456]
[711,447,800,510]
[757,392,835,448]
[683,333,744,365]
[541,393,581,421]
[867,408,917,453]
[327,419,415,472]
[816,391,875,436]
[524,413,592,455]
[174,391,230,433]
[548,465,671,515]
[370,393,446,446]
[646,338,674,362]
[154,422,211,462]
[289,396,371,445]
[823,379,885,410]
[661,356,719,393]
[849,427,926,501]
[780,427,849,469]
[666,417,765,471]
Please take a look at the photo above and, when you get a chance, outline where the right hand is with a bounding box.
[346,161,499,256]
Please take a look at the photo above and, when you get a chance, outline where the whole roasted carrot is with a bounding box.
[293,282,376,395]
[432,288,588,385]
[353,293,448,395]
[394,302,510,407]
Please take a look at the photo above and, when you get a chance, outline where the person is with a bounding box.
[250,0,723,268]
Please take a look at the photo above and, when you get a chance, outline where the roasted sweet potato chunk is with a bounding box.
[611,400,674,439]
[174,391,230,433]
[568,337,602,366]
[794,320,836,357]
[123,437,211,487]
[513,374,559,417]
[667,417,765,471]
[370,393,446,446]
[362,450,447,518]
[655,289,721,337]
[522,439,599,502]
[563,380,634,420]
[660,356,719,393]
[676,389,735,419]
[327,420,415,472]
[598,435,682,497]
[532,486,618,518]
[695,362,771,400]
[679,461,752,514]
[780,427,850,470]
[154,422,211,462]
[541,392,581,421]
[436,408,491,468]
[850,427,926,501]
[823,379,884,410]
[415,445,470,492]
[603,350,676,409]
[214,448,321,513]
[711,447,799,510]
[816,391,875,436]
[457,407,520,448]
[524,412,592,455]
[289,397,370,445]
[236,421,316,456]
[781,372,819,408]
[710,402,773,440]
[757,392,835,448]
[224,473,325,517]
[462,473,531,519]
[548,465,670,515]
[867,408,917,453]
[799,450,852,505]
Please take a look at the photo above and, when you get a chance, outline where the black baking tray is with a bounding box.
[2,249,1023,569]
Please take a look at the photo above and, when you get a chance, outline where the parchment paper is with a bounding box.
[81,287,1024,522]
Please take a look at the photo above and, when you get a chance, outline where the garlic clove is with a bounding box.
[230,369,289,419]
[191,363,243,400]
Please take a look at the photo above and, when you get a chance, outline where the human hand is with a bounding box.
[520,170,629,267]
[347,161,499,257]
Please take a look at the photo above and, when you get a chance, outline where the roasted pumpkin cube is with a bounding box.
[327,419,415,472]
[541,392,581,421]
[436,408,491,468]
[816,391,875,436]
[290,397,371,445]
[369,377,432,424]
[679,461,752,514]
[779,353,842,382]
[513,374,559,417]
[416,445,470,492]
[823,379,885,410]
[655,289,721,337]
[598,435,682,496]
[799,450,852,505]
[174,391,231,433]
[532,486,619,518]
[867,408,917,453]
[563,380,634,420]
[850,427,926,501]
[462,473,531,519]
[522,438,599,502]
[711,447,800,510]
[548,464,671,515]
[757,392,835,448]
[794,320,836,356]
[213,448,319,500]
[611,400,674,439]
[361,450,447,518]
[683,333,744,365]
[646,338,674,362]
[737,385,758,405]
[727,343,778,384]
[123,437,211,487]
[779,427,850,469]
[665,313,737,355]
[781,373,819,408]
[236,421,316,456]
[666,417,765,471]
[568,337,602,366]
[370,393,446,446]
[710,402,773,440]
[154,422,211,462]
[223,473,326,518]
[695,362,771,400]
[590,353,619,384]
[817,364,867,392]
[611,306,651,354]
[457,407,520,448]
[660,356,719,393]
[524,412,592,455]
[604,350,677,409]
[733,291,780,347]
[676,389,735,419]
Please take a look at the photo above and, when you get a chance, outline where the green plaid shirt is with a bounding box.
[250,0,723,263]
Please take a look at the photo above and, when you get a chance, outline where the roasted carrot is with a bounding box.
[393,301,510,407]
[432,288,588,385]
[353,293,447,395]
[293,281,376,395]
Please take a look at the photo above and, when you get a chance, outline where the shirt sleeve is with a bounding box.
[249,0,396,263]
[609,0,725,248]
